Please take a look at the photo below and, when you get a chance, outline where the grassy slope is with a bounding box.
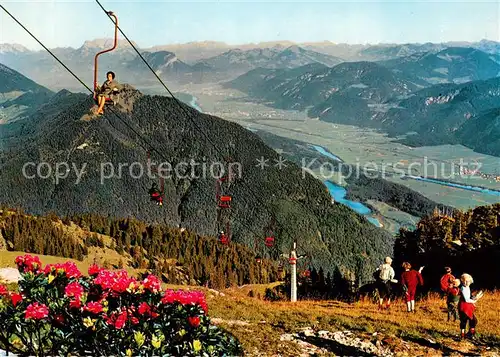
[209,288,500,356]
[0,251,89,272]
[1,252,498,356]
[0,210,136,275]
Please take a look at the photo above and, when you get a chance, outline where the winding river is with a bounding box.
[403,175,500,197]
[312,144,500,228]
[311,145,383,226]
[188,95,203,112]
[324,181,382,227]
[311,145,342,162]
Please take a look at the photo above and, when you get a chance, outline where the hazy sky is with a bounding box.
[1,0,499,50]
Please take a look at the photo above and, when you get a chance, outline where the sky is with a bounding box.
[1,0,499,50]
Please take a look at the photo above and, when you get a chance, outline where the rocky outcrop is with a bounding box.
[0,268,22,284]
[281,328,393,357]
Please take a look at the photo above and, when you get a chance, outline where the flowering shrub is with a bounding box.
[0,255,243,356]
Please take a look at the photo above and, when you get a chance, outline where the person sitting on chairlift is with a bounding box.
[218,230,228,243]
[95,71,121,115]
[148,182,163,206]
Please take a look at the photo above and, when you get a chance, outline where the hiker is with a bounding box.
[440,267,455,297]
[458,273,483,339]
[375,257,396,310]
[95,71,121,115]
[446,278,460,322]
[400,262,424,313]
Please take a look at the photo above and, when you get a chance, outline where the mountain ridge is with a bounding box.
[227,60,417,112]
[197,45,343,73]
[228,59,500,156]
[0,63,54,123]
[378,47,500,85]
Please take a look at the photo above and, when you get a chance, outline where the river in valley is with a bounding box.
[402,175,500,197]
[324,181,382,227]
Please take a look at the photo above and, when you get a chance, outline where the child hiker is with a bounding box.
[440,267,455,298]
[458,273,483,339]
[446,278,460,322]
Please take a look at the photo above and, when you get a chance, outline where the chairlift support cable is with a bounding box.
[94,0,314,260]
[2,2,312,264]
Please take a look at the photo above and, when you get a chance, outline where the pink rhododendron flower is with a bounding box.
[25,302,49,320]
[43,262,82,279]
[188,316,200,328]
[142,274,161,292]
[15,254,42,273]
[65,281,84,300]
[84,301,103,314]
[11,293,23,307]
[88,264,101,276]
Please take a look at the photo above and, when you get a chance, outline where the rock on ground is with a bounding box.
[0,268,22,284]
[280,327,393,357]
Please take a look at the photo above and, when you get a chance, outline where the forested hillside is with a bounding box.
[0,86,393,282]
[0,63,54,122]
[395,203,500,289]
[0,208,278,288]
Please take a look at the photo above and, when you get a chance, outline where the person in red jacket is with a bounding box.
[401,262,424,313]
[440,267,455,296]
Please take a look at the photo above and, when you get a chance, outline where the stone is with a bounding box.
[0,268,22,283]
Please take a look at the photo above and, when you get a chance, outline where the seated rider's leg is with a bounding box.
[97,96,106,113]
[94,96,101,114]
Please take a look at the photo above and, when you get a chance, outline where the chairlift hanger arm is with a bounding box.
[93,11,118,95]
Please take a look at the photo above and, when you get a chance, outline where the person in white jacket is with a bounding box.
[375,257,397,310]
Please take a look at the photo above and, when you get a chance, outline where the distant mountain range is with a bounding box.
[1,39,499,90]
[227,48,500,156]
[315,39,500,61]
[127,51,193,75]
[198,45,343,73]
[0,42,343,90]
[378,47,500,85]
[131,39,500,62]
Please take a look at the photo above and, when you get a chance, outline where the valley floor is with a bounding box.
[173,83,499,213]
